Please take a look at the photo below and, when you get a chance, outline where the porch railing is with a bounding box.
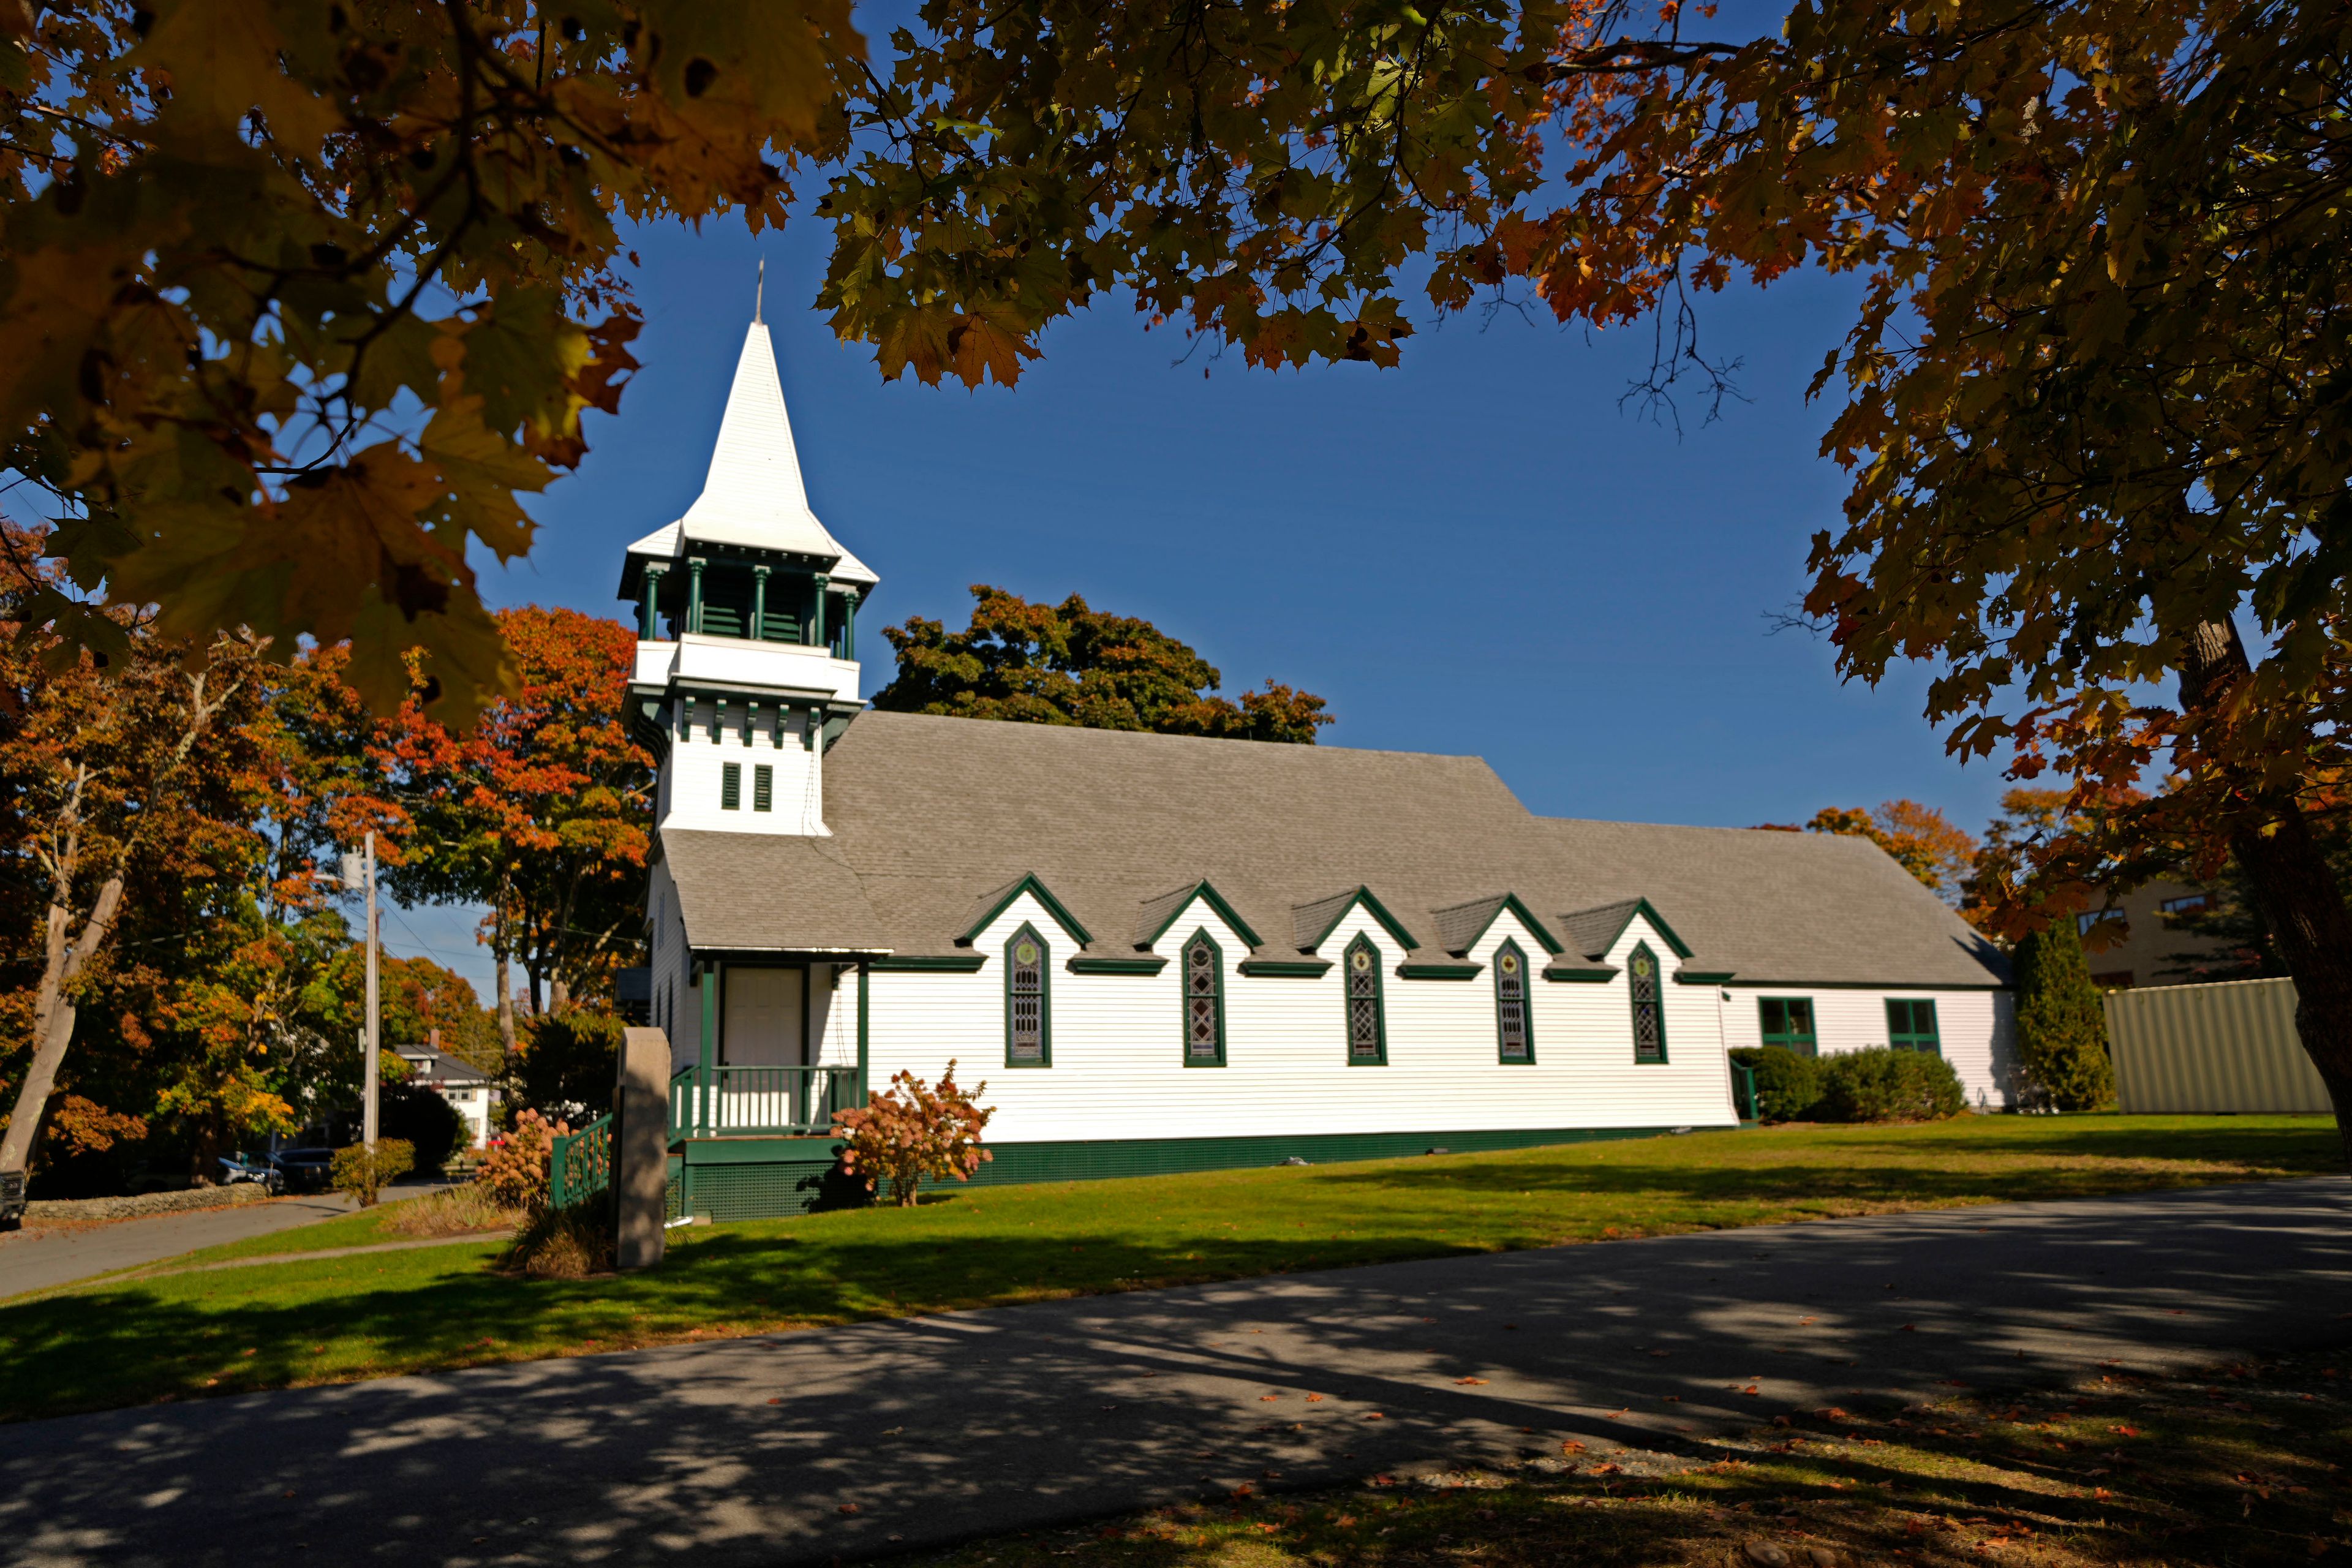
[668,1063,865,1139]
[550,1113,614,1209]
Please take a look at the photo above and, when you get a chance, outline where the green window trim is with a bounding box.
[1066,956,1169,975]
[1182,929,1226,1068]
[1627,941,1668,1064]
[1239,959,1332,978]
[720,761,742,810]
[1494,940,1534,1064]
[1005,923,1052,1067]
[1758,997,1817,1057]
[1886,998,1941,1057]
[1343,933,1387,1066]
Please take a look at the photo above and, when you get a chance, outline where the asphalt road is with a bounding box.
[0,1183,453,1300]
[4,1178,2349,1568]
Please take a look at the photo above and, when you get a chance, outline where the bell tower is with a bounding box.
[619,288,878,837]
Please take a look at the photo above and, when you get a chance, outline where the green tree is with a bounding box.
[873,586,1332,743]
[2012,918,2116,1112]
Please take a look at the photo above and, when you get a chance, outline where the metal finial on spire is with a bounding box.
[754,258,764,325]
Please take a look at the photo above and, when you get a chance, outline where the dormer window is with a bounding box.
[1494,940,1532,1063]
[1005,924,1050,1066]
[1343,933,1386,1065]
[1629,941,1667,1063]
[1183,930,1225,1066]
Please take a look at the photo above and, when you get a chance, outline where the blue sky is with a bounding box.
[386,214,2014,999]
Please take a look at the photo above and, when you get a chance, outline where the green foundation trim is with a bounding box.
[663,1123,1707,1219]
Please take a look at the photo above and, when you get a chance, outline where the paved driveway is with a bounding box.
[3,1178,2349,1568]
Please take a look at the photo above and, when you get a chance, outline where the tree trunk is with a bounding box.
[0,874,127,1184]
[2178,619,2352,1165]
[495,948,516,1061]
[549,976,570,1014]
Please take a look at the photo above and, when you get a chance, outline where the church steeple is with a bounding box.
[620,288,873,838]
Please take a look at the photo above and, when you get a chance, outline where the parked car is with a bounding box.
[267,1148,337,1193]
[218,1153,284,1195]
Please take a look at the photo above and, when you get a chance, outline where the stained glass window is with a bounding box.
[1184,931,1224,1066]
[1629,941,1667,1063]
[1344,933,1385,1065]
[1006,924,1049,1066]
[1494,941,1532,1063]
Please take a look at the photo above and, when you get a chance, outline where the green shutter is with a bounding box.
[753,764,773,812]
[720,762,742,810]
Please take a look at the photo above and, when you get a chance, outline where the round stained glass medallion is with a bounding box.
[1015,941,1039,965]
[1632,954,1653,978]
[1351,948,1373,972]
[1499,953,1519,975]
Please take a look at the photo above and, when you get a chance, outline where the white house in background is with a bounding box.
[394,1045,499,1150]
[616,301,2017,1219]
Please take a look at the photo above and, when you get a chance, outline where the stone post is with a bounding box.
[616,1027,672,1271]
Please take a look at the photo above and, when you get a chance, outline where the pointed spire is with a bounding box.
[624,302,878,592]
[754,258,764,325]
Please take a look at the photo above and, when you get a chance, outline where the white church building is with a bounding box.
[624,308,2016,1220]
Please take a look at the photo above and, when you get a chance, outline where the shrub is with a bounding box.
[385,1183,525,1238]
[2014,918,2116,1111]
[503,1199,615,1279]
[476,1109,566,1212]
[380,1083,466,1175]
[1818,1048,1967,1123]
[1730,1046,1823,1121]
[831,1061,995,1207]
[330,1139,415,1207]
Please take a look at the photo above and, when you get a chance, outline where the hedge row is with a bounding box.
[1732,1044,1966,1123]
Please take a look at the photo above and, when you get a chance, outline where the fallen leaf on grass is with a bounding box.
[1261,1395,1280,1402]
[1307,1393,1325,1402]
[1562,1441,1587,1453]
[837,1504,860,1515]
[1456,1377,1490,1385]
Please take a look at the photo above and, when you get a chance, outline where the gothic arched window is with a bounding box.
[1183,930,1225,1066]
[1343,933,1386,1065]
[1005,924,1050,1066]
[1628,941,1668,1064]
[1494,940,1533,1063]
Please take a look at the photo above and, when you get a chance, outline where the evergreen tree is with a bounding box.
[2014,918,2116,1112]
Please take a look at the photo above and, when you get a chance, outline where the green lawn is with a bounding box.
[0,1114,2332,1425]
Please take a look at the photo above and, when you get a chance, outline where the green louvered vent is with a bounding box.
[720,762,742,810]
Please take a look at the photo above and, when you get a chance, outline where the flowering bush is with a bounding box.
[476,1109,568,1213]
[831,1062,994,1208]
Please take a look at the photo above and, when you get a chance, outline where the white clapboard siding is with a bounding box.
[864,891,1741,1144]
[1715,984,2016,1109]
[658,702,826,835]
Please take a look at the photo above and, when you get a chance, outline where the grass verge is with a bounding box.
[895,1348,2352,1568]
[0,1114,2333,1425]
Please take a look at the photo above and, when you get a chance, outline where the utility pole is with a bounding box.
[363,830,380,1151]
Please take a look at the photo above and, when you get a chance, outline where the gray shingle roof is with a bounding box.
[657,710,2009,988]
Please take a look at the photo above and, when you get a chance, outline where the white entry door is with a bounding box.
[723,967,804,1066]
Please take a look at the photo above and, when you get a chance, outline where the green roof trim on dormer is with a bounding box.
[1135,880,1266,951]
[957,872,1095,948]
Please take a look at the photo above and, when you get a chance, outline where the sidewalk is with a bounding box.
[2,1177,2348,1568]
[0,1183,451,1299]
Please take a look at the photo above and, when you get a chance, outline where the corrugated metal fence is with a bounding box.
[2103,977,2328,1114]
